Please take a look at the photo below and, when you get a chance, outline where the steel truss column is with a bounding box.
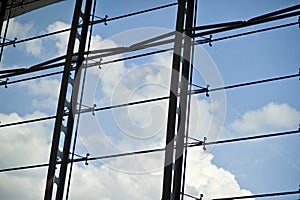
[162,0,195,199]
[172,0,195,199]
[161,0,186,200]
[44,1,92,200]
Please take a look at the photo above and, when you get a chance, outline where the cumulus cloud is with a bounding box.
[231,102,300,134]
[46,21,71,56]
[0,112,51,168]
[185,148,252,199]
[0,26,250,200]
[2,18,46,58]
[18,78,60,109]
[2,18,33,39]
[0,110,252,200]
[0,112,51,200]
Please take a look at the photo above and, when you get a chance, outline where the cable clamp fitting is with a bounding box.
[197,194,204,200]
[85,153,90,165]
[12,37,17,47]
[205,84,210,97]
[0,78,9,88]
[203,137,207,151]
[208,35,213,47]
[98,58,102,69]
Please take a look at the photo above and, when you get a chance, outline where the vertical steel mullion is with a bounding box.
[161,0,186,199]
[55,0,92,199]
[44,1,83,200]
[172,0,195,199]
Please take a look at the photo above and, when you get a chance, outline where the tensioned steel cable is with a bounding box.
[0,129,298,173]
[1,3,299,75]
[184,189,300,200]
[212,189,300,200]
[0,2,178,48]
[0,72,298,129]
[1,19,298,87]
[1,4,299,76]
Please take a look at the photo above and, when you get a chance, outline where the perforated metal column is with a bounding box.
[44,1,92,200]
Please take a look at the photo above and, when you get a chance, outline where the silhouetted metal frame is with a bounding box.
[162,0,186,200]
[44,0,92,200]
[172,0,195,199]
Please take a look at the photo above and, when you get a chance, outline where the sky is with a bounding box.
[0,0,300,200]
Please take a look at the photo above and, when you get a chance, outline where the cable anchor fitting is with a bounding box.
[98,58,102,69]
[12,37,17,47]
[208,35,213,47]
[85,153,90,165]
[205,84,210,97]
[197,194,204,200]
[0,78,9,88]
[203,137,207,151]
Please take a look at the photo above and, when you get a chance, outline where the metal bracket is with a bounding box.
[78,103,96,115]
[197,194,204,200]
[98,58,102,69]
[103,15,108,26]
[208,35,212,47]
[94,14,108,25]
[205,84,210,97]
[203,137,207,151]
[85,153,90,165]
[0,78,9,88]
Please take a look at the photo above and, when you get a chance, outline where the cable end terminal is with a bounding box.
[205,84,210,97]
[203,137,207,151]
[197,194,204,200]
[85,153,90,165]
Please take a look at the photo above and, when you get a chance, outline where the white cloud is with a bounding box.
[231,102,300,134]
[18,78,60,109]
[0,27,249,200]
[25,39,43,57]
[0,112,51,168]
[2,18,45,58]
[185,148,252,199]
[0,111,251,200]
[2,18,33,39]
[47,21,71,56]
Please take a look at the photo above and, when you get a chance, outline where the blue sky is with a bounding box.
[0,0,299,199]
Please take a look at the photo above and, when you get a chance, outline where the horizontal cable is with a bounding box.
[1,3,178,47]
[0,129,298,173]
[1,20,298,85]
[189,129,300,147]
[0,72,298,128]
[213,189,300,200]
[195,21,299,45]
[193,8,300,37]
